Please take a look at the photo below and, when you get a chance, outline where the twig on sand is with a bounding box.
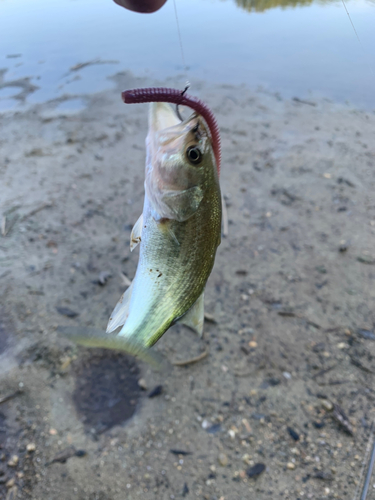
[0,390,22,405]
[20,202,53,222]
[173,350,208,366]
[119,272,132,287]
[1,214,19,236]
[311,364,337,380]
[69,59,118,72]
[1,202,53,236]
[350,356,375,374]
[222,194,228,237]
[292,97,316,107]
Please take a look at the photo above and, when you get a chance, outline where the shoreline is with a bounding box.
[1,72,375,499]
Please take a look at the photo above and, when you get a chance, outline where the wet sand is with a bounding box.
[1,72,375,499]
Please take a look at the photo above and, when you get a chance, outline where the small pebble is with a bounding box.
[287,462,296,470]
[321,400,333,411]
[7,456,18,467]
[56,306,79,318]
[238,327,254,335]
[6,478,15,488]
[60,357,72,370]
[248,341,257,348]
[148,385,163,398]
[246,462,266,478]
[201,419,210,430]
[26,443,36,452]
[313,420,325,429]
[138,378,147,390]
[287,427,300,441]
[218,453,228,466]
[357,255,375,265]
[204,312,216,323]
[97,270,112,286]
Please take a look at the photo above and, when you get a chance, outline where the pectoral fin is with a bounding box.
[130,214,143,251]
[178,292,205,337]
[160,186,204,222]
[106,281,134,333]
[145,182,204,222]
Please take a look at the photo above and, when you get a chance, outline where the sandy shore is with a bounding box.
[1,71,375,499]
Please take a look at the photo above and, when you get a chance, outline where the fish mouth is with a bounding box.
[149,102,181,132]
[149,102,210,138]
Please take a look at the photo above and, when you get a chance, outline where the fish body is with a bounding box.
[60,100,221,363]
[107,102,221,348]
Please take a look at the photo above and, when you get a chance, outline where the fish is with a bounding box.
[107,101,222,347]
[60,92,221,365]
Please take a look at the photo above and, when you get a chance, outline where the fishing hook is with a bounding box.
[176,83,190,122]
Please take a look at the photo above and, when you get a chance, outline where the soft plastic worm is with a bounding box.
[122,87,221,175]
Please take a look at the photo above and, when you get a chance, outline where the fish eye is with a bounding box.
[186,146,202,165]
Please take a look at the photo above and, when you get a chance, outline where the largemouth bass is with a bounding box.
[108,100,221,346]
[61,89,221,365]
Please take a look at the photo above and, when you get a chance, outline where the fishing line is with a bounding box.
[341,0,361,45]
[360,420,375,500]
[173,0,190,120]
[339,13,375,498]
[173,0,188,80]
[340,0,375,79]
[341,0,375,370]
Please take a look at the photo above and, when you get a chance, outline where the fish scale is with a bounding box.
[121,179,221,347]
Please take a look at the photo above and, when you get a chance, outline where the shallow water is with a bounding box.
[1,0,375,110]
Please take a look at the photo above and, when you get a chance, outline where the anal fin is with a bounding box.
[106,281,134,333]
[130,214,143,252]
[178,292,204,337]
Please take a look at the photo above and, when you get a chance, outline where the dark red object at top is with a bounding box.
[113,0,167,13]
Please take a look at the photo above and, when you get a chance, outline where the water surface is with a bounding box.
[1,0,374,110]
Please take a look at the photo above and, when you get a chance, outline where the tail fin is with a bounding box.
[57,326,168,370]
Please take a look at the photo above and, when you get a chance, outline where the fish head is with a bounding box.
[145,102,217,221]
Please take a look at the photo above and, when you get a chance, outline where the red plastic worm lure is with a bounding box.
[122,87,221,176]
